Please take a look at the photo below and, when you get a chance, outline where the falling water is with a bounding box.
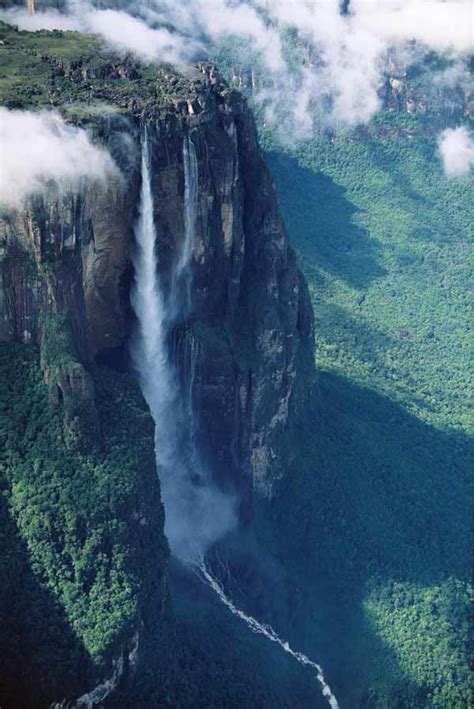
[130,131,177,472]
[173,327,200,468]
[194,559,340,709]
[131,130,235,561]
[131,131,339,709]
[172,135,198,316]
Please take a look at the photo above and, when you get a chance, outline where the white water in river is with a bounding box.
[194,559,340,709]
[131,131,235,561]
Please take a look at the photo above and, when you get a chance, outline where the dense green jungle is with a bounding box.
[262,121,473,707]
[0,12,472,709]
[212,46,473,707]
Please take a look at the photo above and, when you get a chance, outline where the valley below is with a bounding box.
[0,6,472,709]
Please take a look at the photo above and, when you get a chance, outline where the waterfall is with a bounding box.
[131,131,339,709]
[131,130,235,561]
[194,559,340,709]
[172,135,198,317]
[173,327,200,469]
[130,131,178,474]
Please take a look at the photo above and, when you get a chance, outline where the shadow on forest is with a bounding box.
[202,370,472,706]
[268,370,472,705]
[362,136,462,247]
[0,493,95,708]
[313,299,396,369]
[266,152,386,290]
[308,370,471,584]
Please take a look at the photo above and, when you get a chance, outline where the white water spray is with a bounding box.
[131,130,235,561]
[130,131,177,467]
[194,559,340,709]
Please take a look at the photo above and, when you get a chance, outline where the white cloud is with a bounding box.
[0,7,80,31]
[135,0,285,70]
[82,8,199,64]
[0,109,117,207]
[0,0,471,131]
[352,0,474,55]
[253,0,472,126]
[438,126,474,177]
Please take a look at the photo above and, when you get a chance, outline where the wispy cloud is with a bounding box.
[1,0,471,132]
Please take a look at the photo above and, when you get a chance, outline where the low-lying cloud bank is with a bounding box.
[0,109,117,207]
[438,126,474,177]
[1,0,472,132]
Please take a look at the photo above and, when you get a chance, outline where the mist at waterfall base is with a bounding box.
[130,134,236,561]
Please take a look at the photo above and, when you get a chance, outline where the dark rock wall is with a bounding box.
[0,80,315,506]
[147,89,315,504]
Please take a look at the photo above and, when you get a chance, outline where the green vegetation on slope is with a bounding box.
[259,114,473,707]
[0,340,168,703]
[0,21,203,115]
[364,578,471,707]
[266,113,473,434]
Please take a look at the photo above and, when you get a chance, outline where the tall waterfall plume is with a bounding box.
[131,131,338,709]
[131,130,235,561]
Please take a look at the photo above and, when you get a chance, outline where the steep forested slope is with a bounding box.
[0,341,172,706]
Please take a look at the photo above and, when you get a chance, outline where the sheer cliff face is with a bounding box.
[0,71,315,506]
[146,89,315,506]
[0,124,139,359]
[0,53,315,706]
